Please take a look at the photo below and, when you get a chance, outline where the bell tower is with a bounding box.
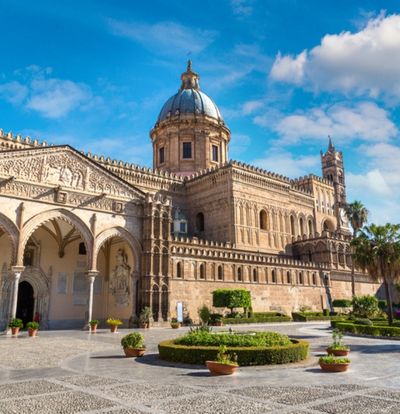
[321,137,349,233]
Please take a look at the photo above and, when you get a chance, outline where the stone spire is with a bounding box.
[180,60,200,90]
[328,135,335,151]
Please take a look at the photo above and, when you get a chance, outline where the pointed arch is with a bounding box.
[0,212,19,265]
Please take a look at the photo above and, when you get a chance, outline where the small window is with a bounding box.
[159,147,165,164]
[287,271,291,284]
[253,269,258,282]
[299,272,303,284]
[237,267,242,281]
[176,262,182,278]
[199,264,205,279]
[182,142,192,159]
[79,242,87,255]
[212,145,219,162]
[217,265,223,280]
[180,222,187,233]
[259,210,268,230]
[312,273,316,285]
[272,270,276,283]
[196,212,205,232]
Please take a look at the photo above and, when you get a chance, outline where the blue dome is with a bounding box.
[157,88,223,123]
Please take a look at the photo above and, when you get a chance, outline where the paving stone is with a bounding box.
[157,394,277,414]
[311,395,398,414]
[105,383,197,405]
[230,385,337,405]
[0,380,69,400]
[368,389,400,401]
[57,374,126,388]
[100,409,154,414]
[0,390,116,414]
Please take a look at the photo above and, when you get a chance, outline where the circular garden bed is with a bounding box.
[158,330,309,366]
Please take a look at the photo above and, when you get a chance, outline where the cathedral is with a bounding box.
[0,62,379,330]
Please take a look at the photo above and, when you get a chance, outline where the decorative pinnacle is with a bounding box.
[180,60,200,90]
[328,135,334,151]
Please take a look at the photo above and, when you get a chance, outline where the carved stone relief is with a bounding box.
[109,249,131,307]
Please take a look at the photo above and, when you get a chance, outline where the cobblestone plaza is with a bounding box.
[1,322,399,414]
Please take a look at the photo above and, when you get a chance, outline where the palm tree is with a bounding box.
[344,201,368,296]
[352,223,400,325]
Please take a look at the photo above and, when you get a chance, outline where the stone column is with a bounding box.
[10,266,25,320]
[86,271,98,328]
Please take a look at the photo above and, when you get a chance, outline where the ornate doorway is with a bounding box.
[16,281,34,326]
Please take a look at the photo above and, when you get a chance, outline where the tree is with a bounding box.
[212,289,252,315]
[344,201,368,297]
[352,223,400,325]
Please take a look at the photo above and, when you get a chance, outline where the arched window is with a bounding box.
[78,242,86,255]
[290,216,295,236]
[259,210,268,230]
[199,263,205,279]
[237,267,242,281]
[299,217,304,236]
[196,212,205,232]
[308,219,313,235]
[272,269,276,283]
[176,262,182,278]
[287,271,291,284]
[299,272,303,284]
[312,273,316,285]
[308,251,312,262]
[253,269,258,282]
[217,265,223,280]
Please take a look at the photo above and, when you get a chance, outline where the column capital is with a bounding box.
[86,270,99,279]
[11,265,25,274]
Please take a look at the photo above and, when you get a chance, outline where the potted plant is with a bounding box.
[170,317,180,329]
[206,345,239,375]
[327,329,350,356]
[89,319,99,332]
[209,313,223,326]
[26,321,39,337]
[9,318,23,335]
[139,307,152,328]
[106,318,122,333]
[121,332,146,357]
[319,355,350,372]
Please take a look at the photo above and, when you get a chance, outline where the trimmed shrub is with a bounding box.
[174,331,291,347]
[213,289,252,313]
[158,339,309,366]
[198,305,211,325]
[354,318,373,326]
[292,312,331,322]
[378,300,388,310]
[352,295,379,318]
[332,299,352,308]
[222,312,291,324]
[335,322,400,337]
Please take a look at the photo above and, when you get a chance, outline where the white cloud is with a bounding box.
[26,78,92,118]
[252,150,320,178]
[0,81,28,105]
[257,102,397,144]
[229,133,251,158]
[230,0,253,17]
[0,67,95,119]
[270,13,400,99]
[108,20,217,55]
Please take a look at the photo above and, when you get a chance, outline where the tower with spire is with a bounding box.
[321,137,349,233]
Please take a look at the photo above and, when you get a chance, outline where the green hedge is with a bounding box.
[292,312,331,322]
[223,314,291,324]
[332,299,352,308]
[158,339,309,366]
[335,322,400,337]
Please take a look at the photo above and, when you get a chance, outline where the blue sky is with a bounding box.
[0,0,399,223]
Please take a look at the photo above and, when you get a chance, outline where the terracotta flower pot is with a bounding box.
[139,323,149,329]
[171,323,180,329]
[211,321,223,326]
[327,348,350,357]
[206,361,238,375]
[28,328,38,337]
[319,362,350,372]
[90,325,97,333]
[110,325,118,333]
[123,348,146,357]
[11,327,20,336]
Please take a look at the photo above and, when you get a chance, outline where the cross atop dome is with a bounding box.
[180,60,200,90]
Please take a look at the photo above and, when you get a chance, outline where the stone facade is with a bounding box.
[0,63,381,329]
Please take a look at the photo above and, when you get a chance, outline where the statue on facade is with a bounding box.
[110,248,131,307]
